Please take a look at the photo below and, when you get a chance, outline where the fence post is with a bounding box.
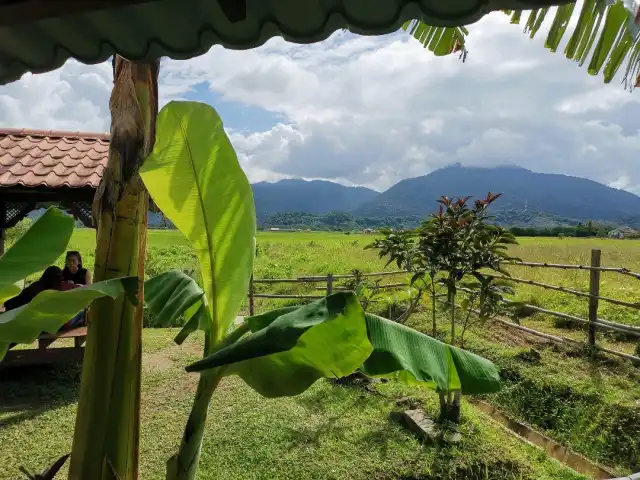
[326,273,333,296]
[249,274,255,316]
[588,249,601,347]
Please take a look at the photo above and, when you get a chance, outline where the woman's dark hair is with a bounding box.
[40,266,63,290]
[65,251,83,268]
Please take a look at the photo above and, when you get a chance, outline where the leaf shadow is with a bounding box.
[0,363,81,423]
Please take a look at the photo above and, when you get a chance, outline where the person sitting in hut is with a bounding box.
[62,251,92,286]
[4,266,64,312]
[4,264,85,335]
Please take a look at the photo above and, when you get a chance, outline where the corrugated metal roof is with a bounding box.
[0,0,571,85]
[0,128,108,189]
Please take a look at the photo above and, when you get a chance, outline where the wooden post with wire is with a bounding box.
[249,274,255,316]
[588,249,601,347]
[326,274,333,296]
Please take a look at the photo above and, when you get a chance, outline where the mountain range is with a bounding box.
[254,166,640,228]
[252,179,378,217]
[25,166,640,229]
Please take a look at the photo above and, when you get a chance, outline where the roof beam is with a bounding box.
[0,0,156,27]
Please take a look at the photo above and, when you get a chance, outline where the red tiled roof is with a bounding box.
[0,128,109,189]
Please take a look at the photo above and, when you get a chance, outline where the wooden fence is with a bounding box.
[248,249,640,364]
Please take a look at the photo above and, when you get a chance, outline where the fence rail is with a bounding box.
[248,248,640,364]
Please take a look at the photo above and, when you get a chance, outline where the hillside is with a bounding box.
[354,165,640,225]
[252,179,378,219]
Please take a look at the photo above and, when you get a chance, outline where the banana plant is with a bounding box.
[0,207,139,361]
[405,0,640,89]
[141,101,501,480]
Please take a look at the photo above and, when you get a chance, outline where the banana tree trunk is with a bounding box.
[69,57,159,480]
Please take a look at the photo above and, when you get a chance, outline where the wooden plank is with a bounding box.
[39,326,88,340]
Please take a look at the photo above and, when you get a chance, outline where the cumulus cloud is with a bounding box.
[0,9,639,193]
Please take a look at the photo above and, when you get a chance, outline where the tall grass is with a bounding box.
[14,228,640,335]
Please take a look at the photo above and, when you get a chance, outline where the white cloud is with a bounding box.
[1,9,640,195]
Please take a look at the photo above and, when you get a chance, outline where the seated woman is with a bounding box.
[62,251,92,285]
[4,266,63,311]
[4,265,85,337]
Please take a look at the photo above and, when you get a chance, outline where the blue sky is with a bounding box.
[1,11,639,193]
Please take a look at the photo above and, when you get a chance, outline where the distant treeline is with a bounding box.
[259,212,619,237]
[259,212,422,231]
[508,222,612,237]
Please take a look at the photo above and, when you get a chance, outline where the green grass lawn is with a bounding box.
[5,228,639,478]
[0,329,587,480]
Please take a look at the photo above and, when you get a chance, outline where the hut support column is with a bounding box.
[0,198,6,255]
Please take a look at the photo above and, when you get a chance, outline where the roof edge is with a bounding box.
[0,128,109,141]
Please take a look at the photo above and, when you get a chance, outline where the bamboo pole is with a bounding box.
[509,260,640,280]
[70,57,158,480]
[251,294,325,299]
[588,249,601,346]
[485,273,640,310]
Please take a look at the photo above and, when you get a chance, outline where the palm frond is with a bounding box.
[504,0,640,89]
[402,21,469,61]
[404,0,640,89]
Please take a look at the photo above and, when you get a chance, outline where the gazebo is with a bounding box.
[0,128,108,252]
[1,2,638,480]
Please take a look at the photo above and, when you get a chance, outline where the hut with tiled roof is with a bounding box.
[0,128,109,252]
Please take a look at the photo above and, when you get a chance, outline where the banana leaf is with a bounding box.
[360,313,500,395]
[0,207,74,289]
[186,293,373,397]
[0,277,138,361]
[140,101,256,344]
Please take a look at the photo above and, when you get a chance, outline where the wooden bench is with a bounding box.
[0,326,87,369]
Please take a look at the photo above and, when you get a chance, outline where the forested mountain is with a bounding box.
[353,165,640,225]
[252,179,378,219]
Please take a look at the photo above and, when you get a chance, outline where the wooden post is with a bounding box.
[326,273,333,296]
[249,274,255,316]
[0,197,6,255]
[588,249,601,347]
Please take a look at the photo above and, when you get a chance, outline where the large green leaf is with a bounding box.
[0,281,23,305]
[140,101,256,342]
[0,277,139,361]
[144,270,204,327]
[360,313,500,395]
[186,293,373,398]
[0,207,74,289]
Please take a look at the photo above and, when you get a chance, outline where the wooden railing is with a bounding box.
[248,248,640,364]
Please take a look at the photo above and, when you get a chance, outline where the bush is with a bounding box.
[4,218,33,245]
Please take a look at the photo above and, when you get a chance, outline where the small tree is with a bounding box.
[369,193,518,424]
